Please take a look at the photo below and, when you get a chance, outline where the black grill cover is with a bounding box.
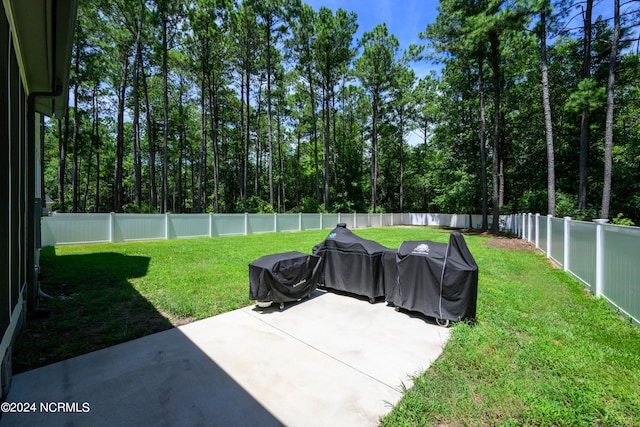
[249,251,320,303]
[388,232,478,322]
[312,224,391,301]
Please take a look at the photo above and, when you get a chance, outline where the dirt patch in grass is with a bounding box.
[483,235,535,251]
[459,229,536,251]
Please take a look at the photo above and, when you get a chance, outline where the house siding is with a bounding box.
[0,8,29,398]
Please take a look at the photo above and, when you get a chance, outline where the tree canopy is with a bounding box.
[45,0,640,225]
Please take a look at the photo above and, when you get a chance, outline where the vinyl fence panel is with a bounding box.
[211,214,245,236]
[539,216,548,255]
[602,224,640,322]
[505,213,639,327]
[276,214,300,232]
[170,214,210,239]
[549,217,565,266]
[568,221,597,288]
[300,214,322,231]
[116,214,166,242]
[41,214,111,245]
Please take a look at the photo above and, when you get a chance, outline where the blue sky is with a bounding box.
[304,0,441,145]
[302,1,632,73]
[305,0,441,77]
[304,0,439,49]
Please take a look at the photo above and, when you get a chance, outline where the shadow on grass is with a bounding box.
[6,246,285,426]
[13,247,170,373]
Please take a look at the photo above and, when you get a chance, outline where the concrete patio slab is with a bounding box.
[0,290,450,427]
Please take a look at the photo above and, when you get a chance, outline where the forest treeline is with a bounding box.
[44,0,640,230]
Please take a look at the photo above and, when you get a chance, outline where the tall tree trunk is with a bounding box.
[307,61,320,207]
[277,113,284,212]
[241,71,248,212]
[177,129,183,213]
[190,148,196,212]
[399,110,404,214]
[331,90,338,191]
[72,41,80,213]
[177,82,184,213]
[323,78,330,210]
[266,19,275,208]
[95,150,100,212]
[578,0,593,211]
[94,92,101,211]
[478,53,488,231]
[140,58,157,211]
[84,87,97,211]
[296,124,301,210]
[255,79,263,197]
[245,66,251,209]
[371,90,378,212]
[601,0,619,219]
[198,61,207,213]
[161,13,169,213]
[57,112,68,211]
[132,0,144,208]
[209,72,220,213]
[40,115,46,208]
[490,32,501,233]
[114,55,128,213]
[540,9,556,217]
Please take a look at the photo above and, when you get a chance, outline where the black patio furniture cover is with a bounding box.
[249,251,320,304]
[388,232,478,322]
[312,224,392,301]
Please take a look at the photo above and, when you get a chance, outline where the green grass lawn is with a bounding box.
[14,227,640,425]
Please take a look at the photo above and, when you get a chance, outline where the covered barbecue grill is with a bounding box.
[387,232,478,325]
[249,251,321,309]
[312,224,392,302]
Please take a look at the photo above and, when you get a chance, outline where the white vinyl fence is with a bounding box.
[40,212,504,247]
[505,213,640,327]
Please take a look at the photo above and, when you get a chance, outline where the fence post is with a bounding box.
[535,213,540,249]
[109,212,115,243]
[164,213,170,240]
[244,212,248,235]
[298,212,302,231]
[320,212,323,229]
[274,213,278,233]
[563,217,571,272]
[209,213,213,238]
[546,215,552,257]
[528,213,533,243]
[595,219,609,297]
[337,212,341,225]
[353,212,357,228]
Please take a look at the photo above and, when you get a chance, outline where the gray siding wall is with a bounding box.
[0,10,29,398]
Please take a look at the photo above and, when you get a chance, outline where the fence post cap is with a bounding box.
[594,218,609,224]
[563,216,572,220]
